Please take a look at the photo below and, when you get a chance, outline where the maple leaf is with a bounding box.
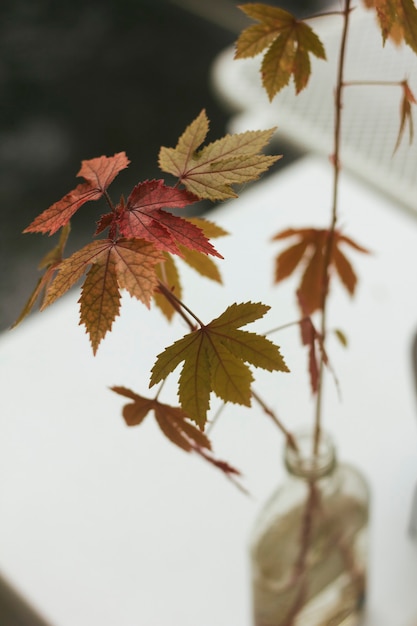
[272,228,369,315]
[153,218,228,321]
[299,314,340,396]
[111,387,243,484]
[12,224,71,327]
[299,315,325,394]
[158,110,280,200]
[364,0,417,52]
[118,179,221,257]
[394,79,417,152]
[154,252,183,321]
[41,238,164,353]
[24,152,130,235]
[150,302,289,428]
[235,3,326,99]
[179,216,228,281]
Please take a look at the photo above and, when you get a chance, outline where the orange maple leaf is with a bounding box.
[235,3,326,99]
[272,228,370,315]
[364,0,417,51]
[394,79,417,151]
[24,152,130,235]
[42,238,164,353]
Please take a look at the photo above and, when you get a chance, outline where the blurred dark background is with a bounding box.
[0,0,328,332]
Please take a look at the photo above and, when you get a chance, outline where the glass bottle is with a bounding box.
[250,429,369,626]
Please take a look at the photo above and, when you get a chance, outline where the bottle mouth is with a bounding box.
[284,429,336,479]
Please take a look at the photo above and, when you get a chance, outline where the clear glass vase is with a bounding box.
[250,429,369,626]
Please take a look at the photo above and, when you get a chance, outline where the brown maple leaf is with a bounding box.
[394,79,417,151]
[272,228,370,315]
[111,387,243,483]
[364,0,417,51]
[12,224,71,327]
[235,3,326,99]
[24,152,130,235]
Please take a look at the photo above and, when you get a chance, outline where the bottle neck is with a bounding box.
[284,429,336,481]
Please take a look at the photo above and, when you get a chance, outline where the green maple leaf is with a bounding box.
[158,110,280,200]
[235,3,326,99]
[150,302,289,428]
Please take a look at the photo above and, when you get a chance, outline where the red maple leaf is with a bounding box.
[24,152,130,235]
[118,179,223,257]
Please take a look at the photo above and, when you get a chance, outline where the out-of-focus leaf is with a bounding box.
[235,3,326,99]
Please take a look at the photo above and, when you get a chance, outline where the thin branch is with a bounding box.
[314,0,352,455]
[343,79,406,88]
[103,189,116,212]
[156,280,203,330]
[263,316,309,337]
[251,389,298,452]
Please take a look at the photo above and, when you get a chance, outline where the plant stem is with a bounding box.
[264,316,309,337]
[313,0,352,455]
[252,389,299,452]
[343,79,405,87]
[156,280,203,330]
[103,190,116,212]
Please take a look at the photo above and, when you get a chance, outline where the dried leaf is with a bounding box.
[154,252,182,321]
[42,238,164,353]
[273,228,369,315]
[364,0,417,50]
[299,316,320,393]
[159,110,280,200]
[299,314,338,395]
[12,223,71,327]
[179,247,223,283]
[333,328,348,347]
[235,3,326,99]
[111,387,243,482]
[24,153,130,235]
[150,302,289,428]
[394,79,417,151]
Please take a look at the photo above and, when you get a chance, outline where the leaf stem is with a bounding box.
[306,9,346,20]
[263,316,309,337]
[251,389,298,452]
[156,280,204,330]
[103,190,116,212]
[343,79,406,87]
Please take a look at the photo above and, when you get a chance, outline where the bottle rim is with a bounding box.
[284,428,336,479]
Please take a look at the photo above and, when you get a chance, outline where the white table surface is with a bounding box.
[1,156,417,625]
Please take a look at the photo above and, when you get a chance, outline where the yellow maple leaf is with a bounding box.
[235,3,326,99]
[158,110,280,200]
